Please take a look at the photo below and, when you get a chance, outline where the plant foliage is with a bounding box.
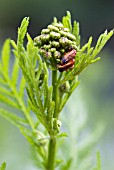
[0,162,6,170]
[93,152,102,170]
[0,11,113,170]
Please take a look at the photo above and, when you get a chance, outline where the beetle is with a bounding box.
[61,49,76,64]
[58,58,75,72]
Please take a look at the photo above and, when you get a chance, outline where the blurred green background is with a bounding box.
[0,0,114,170]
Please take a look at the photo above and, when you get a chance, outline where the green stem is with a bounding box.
[52,70,58,118]
[47,138,56,170]
[46,70,58,170]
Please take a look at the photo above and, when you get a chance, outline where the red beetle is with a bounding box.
[58,49,76,72]
[58,58,75,72]
[61,49,76,64]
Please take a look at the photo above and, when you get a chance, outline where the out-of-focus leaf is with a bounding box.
[0,162,6,170]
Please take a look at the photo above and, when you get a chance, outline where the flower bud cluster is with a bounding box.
[34,22,77,68]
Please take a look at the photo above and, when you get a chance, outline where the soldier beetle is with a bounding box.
[58,49,76,72]
[61,49,76,64]
[58,58,75,72]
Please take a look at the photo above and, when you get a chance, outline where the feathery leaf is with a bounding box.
[17,17,29,45]
[72,20,80,47]
[62,11,72,32]
[0,108,28,128]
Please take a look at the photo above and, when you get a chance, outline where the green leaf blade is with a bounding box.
[19,76,26,98]
[1,39,10,76]
[93,152,102,170]
[11,57,20,87]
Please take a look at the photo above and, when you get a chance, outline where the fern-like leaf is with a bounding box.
[17,17,29,46]
[0,39,34,130]
[0,108,28,128]
[72,20,80,47]
[92,30,114,60]
[62,11,72,32]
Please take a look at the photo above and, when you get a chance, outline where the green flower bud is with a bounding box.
[67,39,73,45]
[34,36,42,46]
[53,23,64,29]
[66,32,76,41]
[59,37,69,46]
[59,30,76,41]
[39,48,47,55]
[43,44,52,50]
[40,34,50,42]
[51,41,60,48]
[49,48,56,53]
[48,25,59,32]
[53,51,61,59]
[41,29,50,34]
[59,30,68,37]
[62,28,69,32]
[50,31,61,39]
[45,51,52,58]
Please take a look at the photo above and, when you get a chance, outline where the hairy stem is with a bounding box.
[46,70,58,170]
